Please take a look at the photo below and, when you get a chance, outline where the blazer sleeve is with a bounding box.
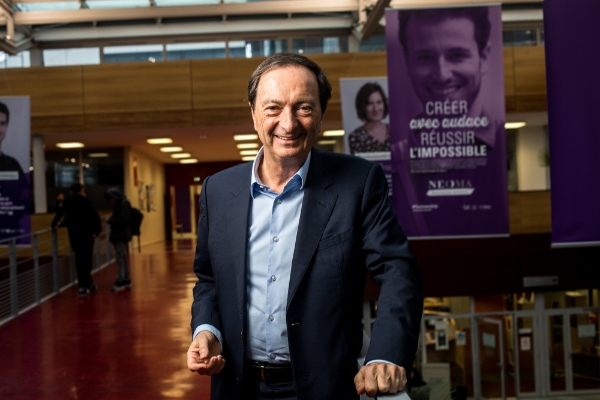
[190,176,222,337]
[360,163,423,371]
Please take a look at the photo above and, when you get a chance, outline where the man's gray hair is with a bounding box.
[247,53,332,114]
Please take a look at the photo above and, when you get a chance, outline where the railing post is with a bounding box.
[51,229,59,294]
[33,234,40,304]
[95,235,101,271]
[9,239,18,317]
[69,246,75,285]
[105,223,111,261]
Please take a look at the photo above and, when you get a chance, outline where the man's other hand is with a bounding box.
[354,363,407,397]
[187,330,225,375]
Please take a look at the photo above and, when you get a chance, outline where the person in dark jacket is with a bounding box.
[104,187,133,291]
[51,183,101,296]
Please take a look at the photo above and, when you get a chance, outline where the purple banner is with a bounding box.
[0,97,31,245]
[544,0,600,247]
[385,6,508,238]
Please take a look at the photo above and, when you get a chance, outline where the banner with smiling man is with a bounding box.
[385,5,508,238]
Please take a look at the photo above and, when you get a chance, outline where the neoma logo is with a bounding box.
[426,180,474,197]
[428,180,473,189]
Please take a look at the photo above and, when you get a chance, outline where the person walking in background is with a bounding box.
[51,183,101,296]
[104,187,133,292]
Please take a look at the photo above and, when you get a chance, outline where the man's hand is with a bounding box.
[187,330,225,375]
[354,363,407,398]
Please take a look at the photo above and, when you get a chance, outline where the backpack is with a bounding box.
[130,207,144,252]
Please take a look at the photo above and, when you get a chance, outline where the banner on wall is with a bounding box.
[0,97,31,244]
[544,0,600,248]
[340,77,392,196]
[385,5,508,238]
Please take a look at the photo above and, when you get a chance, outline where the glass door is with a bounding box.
[476,317,506,400]
[566,309,600,393]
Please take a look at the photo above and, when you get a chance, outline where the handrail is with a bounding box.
[0,224,114,326]
[0,228,53,245]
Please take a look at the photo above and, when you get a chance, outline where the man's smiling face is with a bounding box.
[251,65,322,165]
[405,16,489,111]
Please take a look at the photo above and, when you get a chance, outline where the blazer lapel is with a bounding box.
[287,149,337,309]
[225,164,253,319]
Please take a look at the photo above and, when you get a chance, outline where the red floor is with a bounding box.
[0,240,211,400]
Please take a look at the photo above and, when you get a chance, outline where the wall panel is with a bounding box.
[82,61,193,114]
[0,66,84,116]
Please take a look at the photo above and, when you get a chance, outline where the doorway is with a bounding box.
[169,185,201,239]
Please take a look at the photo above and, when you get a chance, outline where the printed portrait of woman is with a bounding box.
[348,82,390,155]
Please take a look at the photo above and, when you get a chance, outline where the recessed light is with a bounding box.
[57,142,85,148]
[171,153,191,159]
[234,134,259,141]
[237,143,259,149]
[160,146,183,152]
[241,156,255,161]
[180,159,198,164]
[317,140,336,145]
[505,122,526,129]
[147,138,172,144]
[87,153,109,158]
[240,150,258,156]
[323,130,344,137]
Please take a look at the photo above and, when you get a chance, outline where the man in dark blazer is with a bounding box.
[187,53,423,400]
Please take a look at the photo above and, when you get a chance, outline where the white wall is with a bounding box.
[123,148,166,246]
[517,125,549,191]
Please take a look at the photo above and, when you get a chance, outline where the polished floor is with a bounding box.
[0,240,211,400]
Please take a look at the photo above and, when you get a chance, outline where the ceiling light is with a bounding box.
[240,150,258,156]
[241,156,255,161]
[505,122,526,129]
[317,140,336,145]
[147,138,172,144]
[323,130,344,137]
[56,142,84,149]
[87,153,109,158]
[171,153,191,159]
[237,143,259,149]
[160,146,183,152]
[180,159,198,164]
[234,134,259,141]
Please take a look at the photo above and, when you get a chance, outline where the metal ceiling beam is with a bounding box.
[353,0,390,41]
[14,0,359,25]
[32,16,354,43]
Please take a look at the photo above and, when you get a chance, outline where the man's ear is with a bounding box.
[479,42,492,75]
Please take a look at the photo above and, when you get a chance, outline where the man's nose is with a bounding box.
[434,57,453,81]
[279,108,298,133]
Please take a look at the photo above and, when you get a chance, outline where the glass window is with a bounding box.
[293,37,348,55]
[104,45,163,63]
[503,30,537,47]
[43,48,101,67]
[228,40,288,58]
[86,0,151,8]
[359,35,387,52]
[0,51,30,69]
[166,42,225,60]
[155,0,220,5]
[15,2,80,11]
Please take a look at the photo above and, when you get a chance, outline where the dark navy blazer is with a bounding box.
[191,148,423,400]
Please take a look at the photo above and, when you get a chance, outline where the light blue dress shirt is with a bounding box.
[194,148,310,365]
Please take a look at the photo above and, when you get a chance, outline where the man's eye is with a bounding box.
[448,52,470,62]
[416,54,434,63]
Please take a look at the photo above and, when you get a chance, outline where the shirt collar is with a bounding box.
[250,147,311,196]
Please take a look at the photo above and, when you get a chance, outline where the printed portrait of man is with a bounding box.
[0,100,30,242]
[387,6,508,237]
